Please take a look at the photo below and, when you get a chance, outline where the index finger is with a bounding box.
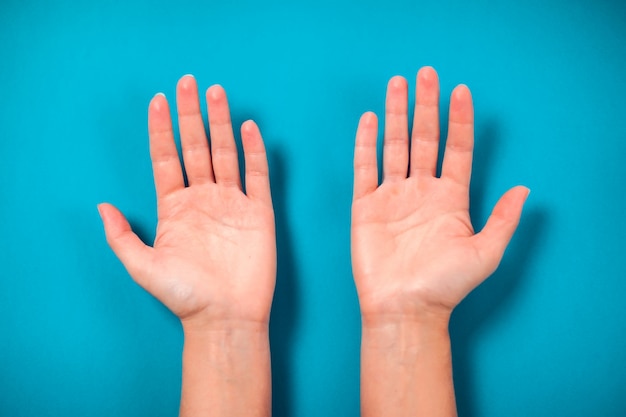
[441,85,474,188]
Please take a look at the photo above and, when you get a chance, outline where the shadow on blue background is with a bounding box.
[268,148,299,417]
[452,119,549,416]
[452,206,547,417]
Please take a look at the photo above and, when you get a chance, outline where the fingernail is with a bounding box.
[207,84,224,100]
[389,75,406,88]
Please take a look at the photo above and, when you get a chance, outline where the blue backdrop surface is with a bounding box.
[1,0,625,416]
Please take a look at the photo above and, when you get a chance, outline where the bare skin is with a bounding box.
[99,75,274,417]
[97,68,527,417]
[352,67,528,417]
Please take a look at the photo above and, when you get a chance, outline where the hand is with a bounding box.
[99,75,276,329]
[351,67,528,322]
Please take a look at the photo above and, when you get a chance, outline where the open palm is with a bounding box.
[352,67,528,320]
[99,76,276,326]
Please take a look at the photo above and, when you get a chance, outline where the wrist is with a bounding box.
[180,319,271,372]
[361,309,451,334]
[359,303,457,417]
[182,316,270,336]
[361,309,452,328]
[359,297,453,330]
[179,315,271,417]
[361,315,451,357]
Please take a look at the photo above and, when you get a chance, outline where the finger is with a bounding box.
[353,111,379,199]
[176,75,214,185]
[206,85,241,189]
[148,93,185,199]
[441,85,474,187]
[241,120,272,205]
[472,186,530,276]
[98,203,154,284]
[410,66,440,177]
[383,76,409,182]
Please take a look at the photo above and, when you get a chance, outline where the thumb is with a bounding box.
[473,186,530,275]
[98,203,153,280]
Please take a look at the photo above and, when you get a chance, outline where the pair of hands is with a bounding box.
[98,67,528,331]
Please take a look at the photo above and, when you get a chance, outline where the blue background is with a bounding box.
[1,0,625,415]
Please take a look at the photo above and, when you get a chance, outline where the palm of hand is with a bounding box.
[147,184,275,322]
[351,68,528,319]
[353,176,481,316]
[100,77,276,326]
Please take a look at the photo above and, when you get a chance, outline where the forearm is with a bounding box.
[179,321,271,417]
[360,314,456,417]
